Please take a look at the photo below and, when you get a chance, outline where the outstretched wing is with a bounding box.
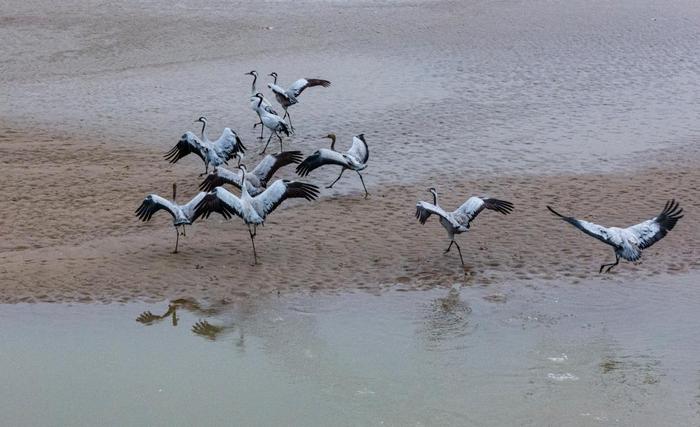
[346,134,369,164]
[251,180,320,219]
[455,197,514,224]
[269,83,290,100]
[415,201,451,225]
[135,194,179,222]
[164,132,205,164]
[546,205,616,247]
[192,187,245,222]
[199,167,243,192]
[625,199,683,249]
[212,128,246,160]
[180,192,208,221]
[252,151,304,186]
[288,78,331,98]
[296,149,348,177]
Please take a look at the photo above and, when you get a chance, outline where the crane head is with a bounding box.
[195,116,207,123]
[244,70,257,76]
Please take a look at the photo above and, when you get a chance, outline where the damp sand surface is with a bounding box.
[2,0,700,301]
[2,274,700,426]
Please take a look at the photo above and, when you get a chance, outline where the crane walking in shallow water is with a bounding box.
[546,200,683,272]
[415,189,514,269]
[135,183,207,253]
[267,72,331,131]
[194,165,320,265]
[296,133,370,198]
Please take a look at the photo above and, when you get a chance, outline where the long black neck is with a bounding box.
[329,136,336,150]
[200,120,206,136]
[250,74,257,94]
[431,191,438,205]
[256,96,263,108]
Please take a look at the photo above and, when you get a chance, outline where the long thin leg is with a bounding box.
[453,240,465,268]
[444,240,454,254]
[600,254,620,273]
[326,168,346,188]
[287,111,294,131]
[248,225,258,265]
[173,227,179,254]
[356,171,369,198]
[181,225,186,237]
[277,132,284,152]
[260,132,274,155]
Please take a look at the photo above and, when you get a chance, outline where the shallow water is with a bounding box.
[2,274,699,426]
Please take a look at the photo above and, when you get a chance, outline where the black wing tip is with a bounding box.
[658,199,683,231]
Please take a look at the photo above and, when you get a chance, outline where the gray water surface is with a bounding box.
[1,274,699,426]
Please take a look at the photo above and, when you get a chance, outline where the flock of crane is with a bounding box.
[136,70,684,273]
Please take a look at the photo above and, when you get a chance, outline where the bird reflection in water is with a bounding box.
[136,298,241,343]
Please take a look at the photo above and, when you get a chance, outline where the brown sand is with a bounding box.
[1,0,699,302]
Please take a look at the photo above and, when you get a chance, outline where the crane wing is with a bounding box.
[454,197,514,223]
[212,128,246,160]
[180,192,208,221]
[198,167,243,192]
[296,149,348,177]
[252,151,304,186]
[164,132,205,164]
[269,83,290,100]
[346,134,369,164]
[625,199,683,249]
[288,78,331,97]
[546,206,616,247]
[135,194,180,222]
[251,180,320,219]
[415,201,452,225]
[192,187,245,222]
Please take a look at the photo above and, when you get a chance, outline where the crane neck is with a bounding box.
[256,96,263,109]
[328,135,337,150]
[199,120,208,140]
[250,74,257,95]
[431,190,438,206]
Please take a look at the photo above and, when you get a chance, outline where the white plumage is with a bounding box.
[416,188,514,268]
[244,71,278,139]
[267,72,331,131]
[165,120,246,176]
[252,93,291,154]
[547,200,683,272]
[194,165,320,264]
[135,184,207,253]
[296,133,370,198]
[199,151,303,196]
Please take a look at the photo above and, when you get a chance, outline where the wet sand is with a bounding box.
[2,0,700,303]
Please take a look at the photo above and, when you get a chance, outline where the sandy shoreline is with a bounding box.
[2,0,699,303]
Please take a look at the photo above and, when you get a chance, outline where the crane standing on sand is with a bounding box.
[135,183,207,253]
[194,165,320,265]
[296,133,370,198]
[415,189,514,268]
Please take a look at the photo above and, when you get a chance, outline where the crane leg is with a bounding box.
[444,240,454,254]
[260,132,274,155]
[356,172,369,198]
[173,227,180,254]
[326,168,345,188]
[600,254,620,273]
[248,225,258,265]
[181,225,186,237]
[453,240,465,269]
[277,132,284,152]
[286,111,294,132]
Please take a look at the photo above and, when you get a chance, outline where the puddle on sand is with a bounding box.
[1,275,700,426]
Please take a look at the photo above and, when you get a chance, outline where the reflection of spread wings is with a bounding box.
[192,320,226,341]
[136,304,177,325]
